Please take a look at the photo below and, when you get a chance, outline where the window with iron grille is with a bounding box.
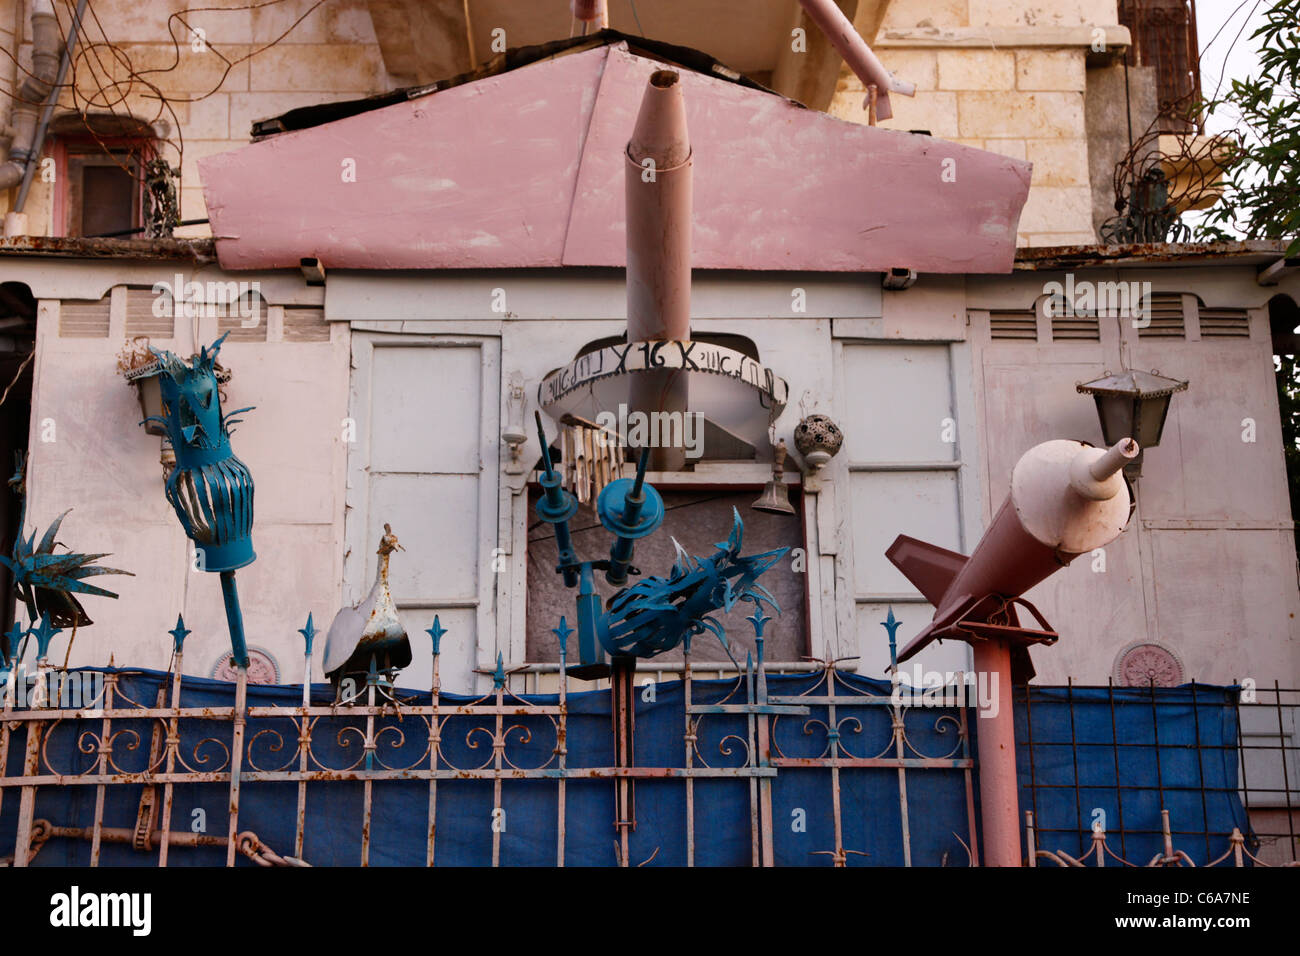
[1119,0,1202,132]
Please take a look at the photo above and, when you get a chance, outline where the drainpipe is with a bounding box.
[625,70,691,472]
[571,1,608,28]
[795,0,915,121]
[2,0,86,234]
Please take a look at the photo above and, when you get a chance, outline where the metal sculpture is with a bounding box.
[534,411,786,676]
[0,452,131,650]
[323,523,410,700]
[142,332,255,668]
[885,435,1138,868]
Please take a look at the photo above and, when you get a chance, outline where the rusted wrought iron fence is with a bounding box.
[0,619,981,866]
[1018,680,1298,867]
[0,621,1279,867]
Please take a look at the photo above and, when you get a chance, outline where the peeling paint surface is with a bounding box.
[200,43,1031,274]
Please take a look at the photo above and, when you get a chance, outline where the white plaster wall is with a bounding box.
[10,260,1297,695]
[11,259,349,684]
[964,264,1300,687]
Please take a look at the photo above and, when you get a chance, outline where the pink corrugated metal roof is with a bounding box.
[199,41,1031,274]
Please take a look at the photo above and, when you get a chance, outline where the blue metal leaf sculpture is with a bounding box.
[0,453,132,629]
[598,508,787,661]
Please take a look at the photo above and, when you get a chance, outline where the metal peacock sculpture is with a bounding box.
[142,332,256,668]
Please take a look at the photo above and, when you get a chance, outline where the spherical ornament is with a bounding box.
[793,414,843,468]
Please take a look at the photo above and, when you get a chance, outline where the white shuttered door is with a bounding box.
[345,333,500,693]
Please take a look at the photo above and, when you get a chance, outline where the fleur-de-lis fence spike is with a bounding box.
[298,613,317,656]
[425,616,447,656]
[881,606,903,672]
[553,616,573,665]
[169,614,191,655]
[1,620,24,669]
[30,613,62,662]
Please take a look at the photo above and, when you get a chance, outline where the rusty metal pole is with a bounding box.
[611,655,636,864]
[972,638,1019,866]
[626,69,692,472]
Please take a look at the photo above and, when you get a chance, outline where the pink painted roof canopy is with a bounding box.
[199,42,1031,274]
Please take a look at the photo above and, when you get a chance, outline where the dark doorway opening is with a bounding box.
[0,281,35,637]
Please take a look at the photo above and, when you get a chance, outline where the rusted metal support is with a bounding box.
[611,655,637,865]
[225,667,248,867]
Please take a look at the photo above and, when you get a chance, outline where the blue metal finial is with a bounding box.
[552,616,573,663]
[169,614,191,654]
[426,616,447,656]
[30,613,62,662]
[492,652,506,690]
[882,606,903,670]
[298,613,317,656]
[746,606,771,638]
[2,620,25,668]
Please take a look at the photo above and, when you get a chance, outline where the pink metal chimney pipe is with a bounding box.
[625,70,692,471]
[571,0,608,26]
[626,70,692,342]
[796,0,915,121]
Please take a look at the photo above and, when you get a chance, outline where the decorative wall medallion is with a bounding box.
[1113,641,1184,687]
[212,647,280,685]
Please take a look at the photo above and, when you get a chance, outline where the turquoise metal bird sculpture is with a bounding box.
[598,508,787,661]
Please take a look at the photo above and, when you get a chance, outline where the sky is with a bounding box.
[1195,0,1270,134]
[1181,0,1274,236]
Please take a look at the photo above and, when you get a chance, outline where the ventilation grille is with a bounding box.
[989,309,1037,341]
[217,310,268,342]
[1051,314,1101,341]
[57,298,110,338]
[282,307,330,343]
[125,288,175,338]
[1199,307,1251,338]
[1136,293,1185,338]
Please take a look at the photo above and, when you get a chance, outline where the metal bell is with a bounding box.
[752,439,796,515]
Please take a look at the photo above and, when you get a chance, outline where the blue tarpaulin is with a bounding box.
[0,668,1249,866]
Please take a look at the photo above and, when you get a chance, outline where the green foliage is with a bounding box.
[1195,0,1300,254]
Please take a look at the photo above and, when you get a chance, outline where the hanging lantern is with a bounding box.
[1076,369,1188,477]
[143,332,255,667]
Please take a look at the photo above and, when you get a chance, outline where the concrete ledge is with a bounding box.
[877,25,1131,50]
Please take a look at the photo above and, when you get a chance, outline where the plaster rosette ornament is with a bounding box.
[143,332,256,669]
